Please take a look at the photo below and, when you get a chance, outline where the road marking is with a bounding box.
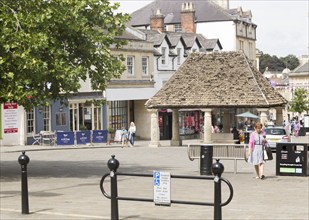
[0,208,109,219]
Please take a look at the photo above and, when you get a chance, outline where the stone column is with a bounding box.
[276,107,284,126]
[257,108,268,127]
[148,109,161,147]
[171,109,182,146]
[201,109,212,143]
[223,108,231,133]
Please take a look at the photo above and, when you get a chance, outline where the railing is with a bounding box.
[100,155,234,220]
[188,144,249,173]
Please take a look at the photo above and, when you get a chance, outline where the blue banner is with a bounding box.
[92,130,107,143]
[56,132,75,145]
[76,131,91,145]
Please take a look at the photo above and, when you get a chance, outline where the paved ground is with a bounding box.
[0,140,308,220]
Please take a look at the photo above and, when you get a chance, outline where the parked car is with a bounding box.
[264,127,290,150]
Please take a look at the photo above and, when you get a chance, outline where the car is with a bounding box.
[264,127,290,150]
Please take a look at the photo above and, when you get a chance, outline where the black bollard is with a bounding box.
[107,155,120,220]
[18,151,30,214]
[212,159,224,220]
[200,145,213,175]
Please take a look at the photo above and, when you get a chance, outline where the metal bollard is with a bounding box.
[108,155,120,220]
[18,151,30,214]
[200,145,213,175]
[212,159,224,220]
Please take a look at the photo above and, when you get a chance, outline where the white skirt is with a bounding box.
[248,144,265,165]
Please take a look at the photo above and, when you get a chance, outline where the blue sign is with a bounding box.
[56,132,75,145]
[153,171,160,186]
[76,131,91,145]
[92,130,107,143]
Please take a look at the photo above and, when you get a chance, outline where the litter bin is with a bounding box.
[200,145,213,175]
[244,132,250,144]
[276,143,309,176]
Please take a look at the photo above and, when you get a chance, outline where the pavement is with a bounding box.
[0,139,308,220]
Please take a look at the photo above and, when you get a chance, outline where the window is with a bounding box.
[177,48,181,65]
[161,47,166,64]
[109,101,128,131]
[142,56,148,75]
[239,40,244,51]
[56,112,67,126]
[26,109,34,134]
[43,106,50,131]
[127,56,134,75]
[174,24,182,32]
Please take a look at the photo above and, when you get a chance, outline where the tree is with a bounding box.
[259,53,300,73]
[289,88,309,114]
[0,0,130,109]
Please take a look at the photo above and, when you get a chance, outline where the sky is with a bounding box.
[110,0,309,58]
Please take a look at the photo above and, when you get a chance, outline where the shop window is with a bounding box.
[43,106,50,131]
[26,109,35,134]
[109,101,128,131]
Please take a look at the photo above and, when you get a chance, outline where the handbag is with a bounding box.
[263,143,273,161]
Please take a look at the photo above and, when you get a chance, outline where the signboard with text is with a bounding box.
[56,132,75,145]
[92,130,107,143]
[76,131,91,145]
[3,103,18,133]
[153,171,171,206]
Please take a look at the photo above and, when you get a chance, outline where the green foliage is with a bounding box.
[259,53,300,73]
[0,0,130,109]
[289,88,309,114]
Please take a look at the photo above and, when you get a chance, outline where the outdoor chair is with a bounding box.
[32,132,41,145]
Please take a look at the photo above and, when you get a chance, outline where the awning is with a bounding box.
[106,88,156,101]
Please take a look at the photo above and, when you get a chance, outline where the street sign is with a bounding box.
[153,171,171,206]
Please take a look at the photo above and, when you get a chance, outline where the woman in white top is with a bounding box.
[128,122,136,147]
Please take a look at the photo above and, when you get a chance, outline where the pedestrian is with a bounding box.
[121,127,128,147]
[293,121,300,137]
[128,122,136,147]
[247,122,267,180]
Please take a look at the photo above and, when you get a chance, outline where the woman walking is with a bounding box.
[128,122,136,147]
[248,122,267,179]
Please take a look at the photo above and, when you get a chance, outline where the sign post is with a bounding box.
[153,171,171,206]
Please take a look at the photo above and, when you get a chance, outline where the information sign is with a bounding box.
[56,132,75,145]
[3,103,18,133]
[76,131,91,145]
[153,171,171,206]
[92,130,107,143]
[114,130,122,142]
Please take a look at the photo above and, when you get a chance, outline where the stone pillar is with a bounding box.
[276,107,284,126]
[201,109,212,143]
[257,108,268,127]
[223,108,230,133]
[148,109,161,147]
[171,109,182,146]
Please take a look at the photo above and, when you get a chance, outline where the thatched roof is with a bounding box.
[145,51,287,109]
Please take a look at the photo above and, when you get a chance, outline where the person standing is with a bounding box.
[247,122,267,179]
[128,122,136,147]
[121,127,128,147]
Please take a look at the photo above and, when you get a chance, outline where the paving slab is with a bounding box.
[1,140,308,220]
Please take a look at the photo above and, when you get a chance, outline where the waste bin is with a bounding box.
[276,143,309,176]
[200,145,213,175]
[244,132,250,144]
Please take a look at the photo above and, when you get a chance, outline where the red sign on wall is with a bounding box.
[3,103,18,133]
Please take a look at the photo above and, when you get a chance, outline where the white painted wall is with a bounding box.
[196,21,235,51]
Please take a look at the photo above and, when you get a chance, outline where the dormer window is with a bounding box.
[161,47,166,64]
[177,48,181,65]
[174,24,182,32]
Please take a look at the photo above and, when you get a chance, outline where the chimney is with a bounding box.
[181,2,195,33]
[150,9,165,32]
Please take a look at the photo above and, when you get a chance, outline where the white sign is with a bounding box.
[3,103,18,133]
[153,171,171,206]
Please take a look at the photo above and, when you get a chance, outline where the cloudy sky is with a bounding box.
[110,0,309,58]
